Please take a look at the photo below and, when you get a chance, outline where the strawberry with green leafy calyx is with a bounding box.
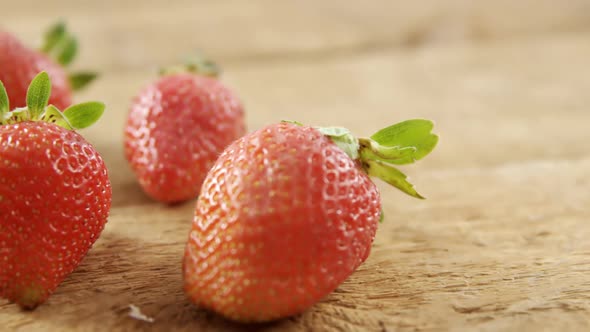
[125,56,246,203]
[183,120,438,322]
[0,72,111,309]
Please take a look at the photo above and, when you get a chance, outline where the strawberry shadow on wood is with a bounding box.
[1,225,409,331]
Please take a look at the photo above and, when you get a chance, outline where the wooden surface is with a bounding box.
[2,1,590,331]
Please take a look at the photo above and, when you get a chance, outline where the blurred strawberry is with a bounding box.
[0,22,97,110]
[124,58,246,203]
[184,120,438,322]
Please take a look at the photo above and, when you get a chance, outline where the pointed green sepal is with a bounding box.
[41,105,73,130]
[69,72,98,91]
[369,119,438,165]
[56,36,78,66]
[39,22,96,89]
[63,101,105,129]
[1,72,104,130]
[0,81,9,121]
[40,21,78,66]
[26,72,52,120]
[365,159,425,199]
[41,21,66,54]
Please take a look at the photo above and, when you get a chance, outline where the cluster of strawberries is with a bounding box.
[0,24,438,322]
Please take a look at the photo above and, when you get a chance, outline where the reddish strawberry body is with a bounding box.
[0,31,72,110]
[183,122,380,322]
[0,121,111,308]
[125,73,246,203]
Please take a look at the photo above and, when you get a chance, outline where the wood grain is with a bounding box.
[2,1,590,331]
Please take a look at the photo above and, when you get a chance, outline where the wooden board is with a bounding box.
[2,1,590,331]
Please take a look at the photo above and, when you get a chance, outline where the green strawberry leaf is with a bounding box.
[41,105,73,130]
[365,159,425,199]
[370,119,438,165]
[26,72,52,120]
[63,101,105,129]
[0,80,9,120]
[69,72,98,91]
[41,21,66,54]
[57,36,78,66]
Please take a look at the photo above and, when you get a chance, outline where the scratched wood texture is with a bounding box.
[2,0,590,331]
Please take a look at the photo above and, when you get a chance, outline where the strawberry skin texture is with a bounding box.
[0,31,73,110]
[125,73,245,203]
[183,122,381,322]
[0,122,111,308]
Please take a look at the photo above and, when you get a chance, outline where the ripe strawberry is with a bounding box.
[0,22,97,110]
[0,72,110,309]
[183,120,438,322]
[124,59,245,203]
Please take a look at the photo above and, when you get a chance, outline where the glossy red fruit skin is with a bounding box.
[183,122,381,322]
[124,73,246,203]
[0,122,111,308]
[0,31,73,110]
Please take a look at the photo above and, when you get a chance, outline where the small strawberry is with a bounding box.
[0,22,97,110]
[124,58,246,203]
[0,72,111,309]
[183,120,438,322]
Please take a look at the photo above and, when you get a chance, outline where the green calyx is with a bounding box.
[317,120,439,199]
[0,72,105,130]
[159,53,221,78]
[40,21,97,91]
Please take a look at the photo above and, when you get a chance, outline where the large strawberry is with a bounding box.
[124,59,245,203]
[0,72,110,309]
[0,22,97,110]
[183,120,438,322]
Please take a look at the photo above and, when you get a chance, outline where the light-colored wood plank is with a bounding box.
[4,0,590,70]
[2,158,589,331]
[76,32,590,185]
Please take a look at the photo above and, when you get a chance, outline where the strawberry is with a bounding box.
[124,58,246,203]
[0,22,97,110]
[0,72,110,309]
[183,120,438,322]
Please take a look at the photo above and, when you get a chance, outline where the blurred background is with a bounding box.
[2,1,590,330]
[5,1,590,179]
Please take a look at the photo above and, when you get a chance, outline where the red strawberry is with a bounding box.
[0,22,97,110]
[0,72,110,309]
[124,59,245,203]
[183,120,438,322]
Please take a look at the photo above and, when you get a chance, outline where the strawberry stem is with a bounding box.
[317,120,438,199]
[160,54,221,78]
